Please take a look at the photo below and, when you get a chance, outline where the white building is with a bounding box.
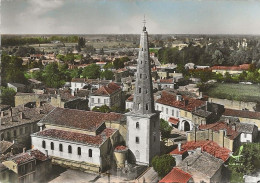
[31,107,123,172]
[70,78,88,96]
[88,82,122,110]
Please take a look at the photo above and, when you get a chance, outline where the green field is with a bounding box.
[207,83,260,102]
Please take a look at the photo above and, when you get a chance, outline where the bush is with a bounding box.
[152,154,176,177]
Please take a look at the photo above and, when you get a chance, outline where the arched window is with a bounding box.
[42,141,46,148]
[51,142,54,150]
[59,144,63,152]
[139,88,141,93]
[89,149,92,157]
[136,122,139,129]
[136,137,139,144]
[68,145,72,154]
[78,147,81,155]
[146,104,149,110]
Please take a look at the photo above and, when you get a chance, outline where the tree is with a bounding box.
[0,87,16,106]
[152,154,176,177]
[101,70,114,80]
[42,63,65,88]
[78,37,86,49]
[82,64,101,79]
[160,119,173,141]
[113,57,129,70]
[92,105,111,113]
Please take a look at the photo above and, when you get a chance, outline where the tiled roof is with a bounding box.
[35,128,117,147]
[71,78,86,83]
[192,109,212,118]
[156,91,205,112]
[114,145,128,152]
[168,117,179,125]
[11,153,35,165]
[160,167,192,183]
[0,141,13,154]
[30,149,48,161]
[159,79,174,83]
[170,140,230,161]
[93,82,121,96]
[126,95,134,102]
[177,151,224,178]
[236,122,256,133]
[40,107,123,131]
[211,64,250,71]
[199,121,240,140]
[223,108,260,120]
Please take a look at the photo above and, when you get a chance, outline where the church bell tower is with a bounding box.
[126,19,160,165]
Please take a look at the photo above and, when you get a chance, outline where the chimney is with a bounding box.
[19,112,24,119]
[1,111,4,118]
[8,108,12,117]
[225,118,230,124]
[178,143,182,152]
[176,95,182,101]
[23,147,26,153]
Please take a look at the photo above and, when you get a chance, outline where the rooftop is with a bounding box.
[0,141,14,154]
[177,151,224,178]
[199,121,240,140]
[156,91,205,112]
[92,82,121,96]
[170,141,230,161]
[40,107,123,132]
[10,152,35,165]
[223,108,260,120]
[192,109,212,118]
[211,64,250,71]
[34,128,117,147]
[159,167,192,183]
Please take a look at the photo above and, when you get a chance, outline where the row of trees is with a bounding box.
[158,43,260,67]
[2,35,79,46]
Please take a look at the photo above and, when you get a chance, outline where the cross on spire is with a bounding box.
[143,15,146,27]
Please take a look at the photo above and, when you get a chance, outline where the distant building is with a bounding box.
[7,83,26,93]
[211,64,250,75]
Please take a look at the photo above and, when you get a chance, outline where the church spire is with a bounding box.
[132,22,155,115]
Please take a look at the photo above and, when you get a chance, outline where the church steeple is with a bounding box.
[132,22,155,115]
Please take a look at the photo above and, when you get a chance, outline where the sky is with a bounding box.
[1,0,260,34]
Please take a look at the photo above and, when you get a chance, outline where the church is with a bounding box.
[31,23,160,172]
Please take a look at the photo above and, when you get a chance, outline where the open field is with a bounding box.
[207,83,260,102]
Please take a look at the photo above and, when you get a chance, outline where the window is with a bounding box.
[154,136,156,142]
[1,133,4,140]
[42,141,46,148]
[136,137,139,144]
[146,104,149,110]
[162,107,164,112]
[59,144,63,152]
[185,112,187,117]
[13,130,17,137]
[51,142,54,150]
[89,149,92,157]
[140,74,142,78]
[166,108,168,114]
[172,109,174,116]
[78,147,81,155]
[20,128,23,135]
[141,48,143,51]
[91,98,94,103]
[7,132,10,140]
[139,88,141,93]
[146,89,148,94]
[157,105,159,110]
[98,98,100,103]
[244,133,247,138]
[68,145,72,154]
[176,111,179,117]
[136,122,140,129]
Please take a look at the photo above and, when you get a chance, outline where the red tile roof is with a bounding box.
[156,91,205,112]
[211,64,250,71]
[160,79,174,83]
[36,128,117,146]
[30,150,48,161]
[224,108,260,120]
[160,167,192,183]
[126,95,134,102]
[199,121,240,140]
[40,107,123,131]
[94,82,121,96]
[114,145,128,152]
[11,153,35,165]
[170,141,231,161]
[168,117,179,125]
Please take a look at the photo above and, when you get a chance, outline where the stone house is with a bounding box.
[187,121,241,151]
[223,108,260,129]
[88,82,122,110]
[31,107,125,172]
[0,104,54,150]
[2,149,51,183]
